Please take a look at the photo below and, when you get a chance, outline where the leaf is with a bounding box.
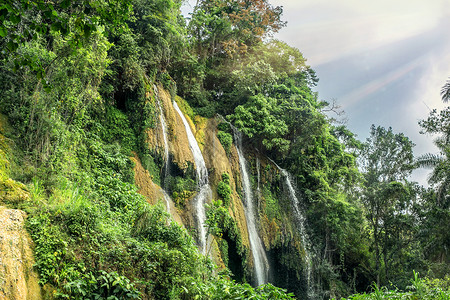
[51,22,62,32]
[0,26,6,37]
[0,8,8,18]
[9,14,20,24]
[6,40,18,51]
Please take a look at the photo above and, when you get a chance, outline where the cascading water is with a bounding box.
[270,159,314,298]
[233,128,269,286]
[256,158,261,198]
[173,101,211,254]
[283,170,313,292]
[154,85,171,213]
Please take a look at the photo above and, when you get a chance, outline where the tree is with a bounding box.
[130,0,186,73]
[228,94,290,153]
[416,79,450,270]
[418,106,450,202]
[359,125,416,286]
[0,0,132,89]
[189,0,285,61]
[441,77,450,103]
[0,0,131,50]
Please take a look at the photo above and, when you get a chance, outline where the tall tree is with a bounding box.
[360,125,415,286]
[189,0,285,61]
[416,79,450,269]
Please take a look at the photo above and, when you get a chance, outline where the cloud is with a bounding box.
[275,0,449,67]
[338,56,423,109]
[271,0,450,185]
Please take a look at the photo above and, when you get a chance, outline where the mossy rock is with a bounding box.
[0,177,29,203]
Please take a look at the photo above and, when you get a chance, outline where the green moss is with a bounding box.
[262,183,282,222]
[174,95,195,122]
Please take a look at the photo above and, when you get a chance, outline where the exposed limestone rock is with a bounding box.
[0,207,42,300]
[145,85,195,174]
[202,118,250,252]
[131,154,165,204]
[159,87,195,172]
[131,153,184,225]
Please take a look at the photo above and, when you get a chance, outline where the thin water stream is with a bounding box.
[173,101,211,254]
[233,128,269,286]
[269,158,314,298]
[154,85,171,213]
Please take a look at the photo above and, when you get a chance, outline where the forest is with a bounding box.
[0,0,448,299]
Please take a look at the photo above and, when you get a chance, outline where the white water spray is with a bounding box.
[233,129,269,286]
[173,101,211,254]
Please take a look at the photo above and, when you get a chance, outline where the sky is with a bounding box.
[181,1,450,185]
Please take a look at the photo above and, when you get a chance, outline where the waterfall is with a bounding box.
[256,157,261,202]
[161,190,171,214]
[282,169,312,292]
[270,158,314,298]
[154,85,171,213]
[173,101,211,254]
[233,128,269,286]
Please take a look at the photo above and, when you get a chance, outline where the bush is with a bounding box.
[98,106,136,155]
[217,173,232,207]
[63,271,141,300]
[217,131,233,155]
[217,122,231,133]
[339,273,450,300]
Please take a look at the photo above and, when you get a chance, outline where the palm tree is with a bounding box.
[441,77,450,103]
[416,143,449,204]
[418,78,450,204]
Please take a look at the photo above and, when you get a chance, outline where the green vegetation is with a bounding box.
[339,272,450,300]
[205,199,247,282]
[0,0,449,299]
[169,176,196,208]
[217,173,232,207]
[217,122,233,155]
[217,131,233,156]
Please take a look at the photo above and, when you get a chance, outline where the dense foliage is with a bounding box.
[0,0,448,299]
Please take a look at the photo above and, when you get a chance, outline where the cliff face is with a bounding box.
[146,86,195,173]
[0,85,305,295]
[0,116,42,299]
[201,118,250,253]
[0,208,42,300]
[137,85,303,282]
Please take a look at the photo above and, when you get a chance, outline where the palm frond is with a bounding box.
[441,78,450,103]
[416,153,444,168]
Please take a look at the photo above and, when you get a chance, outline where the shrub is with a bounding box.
[217,173,232,207]
[217,122,231,133]
[217,131,233,155]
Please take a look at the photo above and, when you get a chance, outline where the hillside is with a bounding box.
[0,0,448,299]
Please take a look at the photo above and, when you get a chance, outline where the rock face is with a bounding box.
[202,118,250,252]
[140,86,253,267]
[132,153,184,226]
[135,86,302,283]
[146,85,195,173]
[0,207,42,300]
[132,153,165,205]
